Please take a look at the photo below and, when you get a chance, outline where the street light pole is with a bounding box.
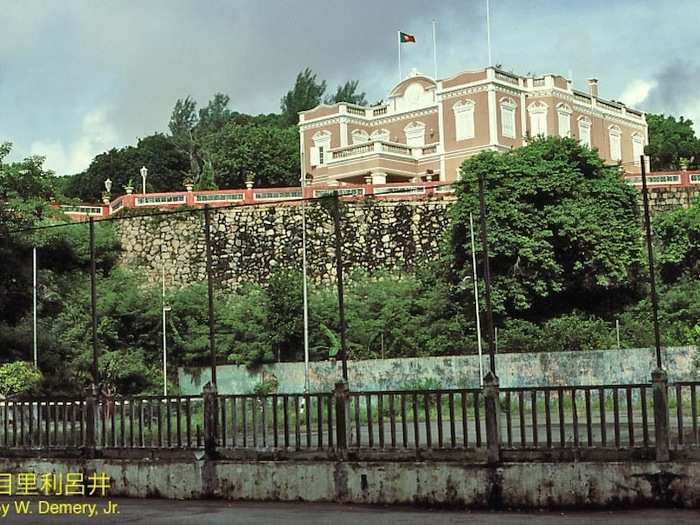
[469,213,484,386]
[140,166,148,195]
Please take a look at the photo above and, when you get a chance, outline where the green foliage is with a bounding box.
[452,136,643,319]
[654,201,700,282]
[62,134,189,201]
[325,80,367,106]
[203,122,300,188]
[253,375,279,396]
[99,349,159,396]
[499,314,616,353]
[280,68,327,126]
[0,362,42,398]
[645,113,700,170]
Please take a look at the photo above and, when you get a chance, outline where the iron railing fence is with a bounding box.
[0,379,696,461]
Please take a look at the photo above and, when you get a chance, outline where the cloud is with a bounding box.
[643,62,700,130]
[30,108,118,175]
[620,79,656,107]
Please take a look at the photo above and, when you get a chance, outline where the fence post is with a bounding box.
[85,384,97,455]
[203,382,218,458]
[483,371,500,465]
[334,381,348,452]
[652,368,670,462]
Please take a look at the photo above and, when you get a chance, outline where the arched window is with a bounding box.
[404,121,426,147]
[527,101,548,137]
[577,116,592,147]
[311,130,332,166]
[556,103,572,137]
[608,125,622,161]
[351,129,369,144]
[632,132,644,165]
[453,99,475,141]
[370,128,390,142]
[500,97,517,138]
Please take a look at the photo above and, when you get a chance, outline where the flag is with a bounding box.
[399,32,416,43]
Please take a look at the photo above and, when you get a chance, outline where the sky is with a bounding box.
[1,0,699,176]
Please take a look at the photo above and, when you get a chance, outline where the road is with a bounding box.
[0,498,698,524]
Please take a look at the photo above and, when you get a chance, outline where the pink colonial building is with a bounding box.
[298,66,649,185]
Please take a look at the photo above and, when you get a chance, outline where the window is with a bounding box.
[608,125,622,161]
[632,133,644,165]
[527,101,548,136]
[311,130,332,166]
[404,121,426,147]
[578,116,592,147]
[453,100,475,141]
[370,128,390,142]
[500,97,517,138]
[556,103,572,137]
[351,129,369,144]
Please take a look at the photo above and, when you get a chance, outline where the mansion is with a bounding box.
[298,66,649,185]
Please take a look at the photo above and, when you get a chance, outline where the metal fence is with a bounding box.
[1,379,697,463]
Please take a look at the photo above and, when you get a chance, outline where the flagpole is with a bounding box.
[486,0,492,67]
[397,30,402,82]
[32,247,37,368]
[432,20,438,79]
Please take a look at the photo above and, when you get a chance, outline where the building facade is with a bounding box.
[298,66,648,185]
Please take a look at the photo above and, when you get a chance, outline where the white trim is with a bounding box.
[556,103,572,137]
[632,132,644,166]
[608,124,622,162]
[577,115,592,148]
[452,99,476,141]
[487,85,498,145]
[404,121,426,147]
[370,128,390,141]
[499,97,517,139]
[527,101,548,137]
[351,128,370,144]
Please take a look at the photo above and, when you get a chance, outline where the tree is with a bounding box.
[0,362,42,398]
[654,201,700,282]
[451,136,644,320]
[203,122,300,188]
[645,113,700,170]
[280,68,327,126]
[62,134,190,201]
[325,80,367,106]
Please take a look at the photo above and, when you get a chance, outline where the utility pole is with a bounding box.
[203,205,217,386]
[640,156,663,370]
[89,218,98,387]
[477,175,496,376]
[330,194,349,382]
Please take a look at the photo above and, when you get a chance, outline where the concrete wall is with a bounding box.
[1,458,698,508]
[178,346,698,395]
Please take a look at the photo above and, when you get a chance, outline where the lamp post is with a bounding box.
[140,166,148,195]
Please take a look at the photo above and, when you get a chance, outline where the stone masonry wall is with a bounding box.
[645,185,700,214]
[115,198,454,288]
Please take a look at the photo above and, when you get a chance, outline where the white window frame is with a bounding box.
[608,125,622,162]
[404,121,426,147]
[499,97,517,139]
[527,101,548,137]
[453,99,476,141]
[556,103,572,137]
[632,132,644,166]
[351,129,370,144]
[578,116,592,147]
[370,128,390,142]
[311,130,332,166]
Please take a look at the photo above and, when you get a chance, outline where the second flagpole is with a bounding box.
[397,30,401,82]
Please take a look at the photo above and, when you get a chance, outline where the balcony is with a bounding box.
[328,140,439,164]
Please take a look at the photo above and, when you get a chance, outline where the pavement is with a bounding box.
[0,498,698,524]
